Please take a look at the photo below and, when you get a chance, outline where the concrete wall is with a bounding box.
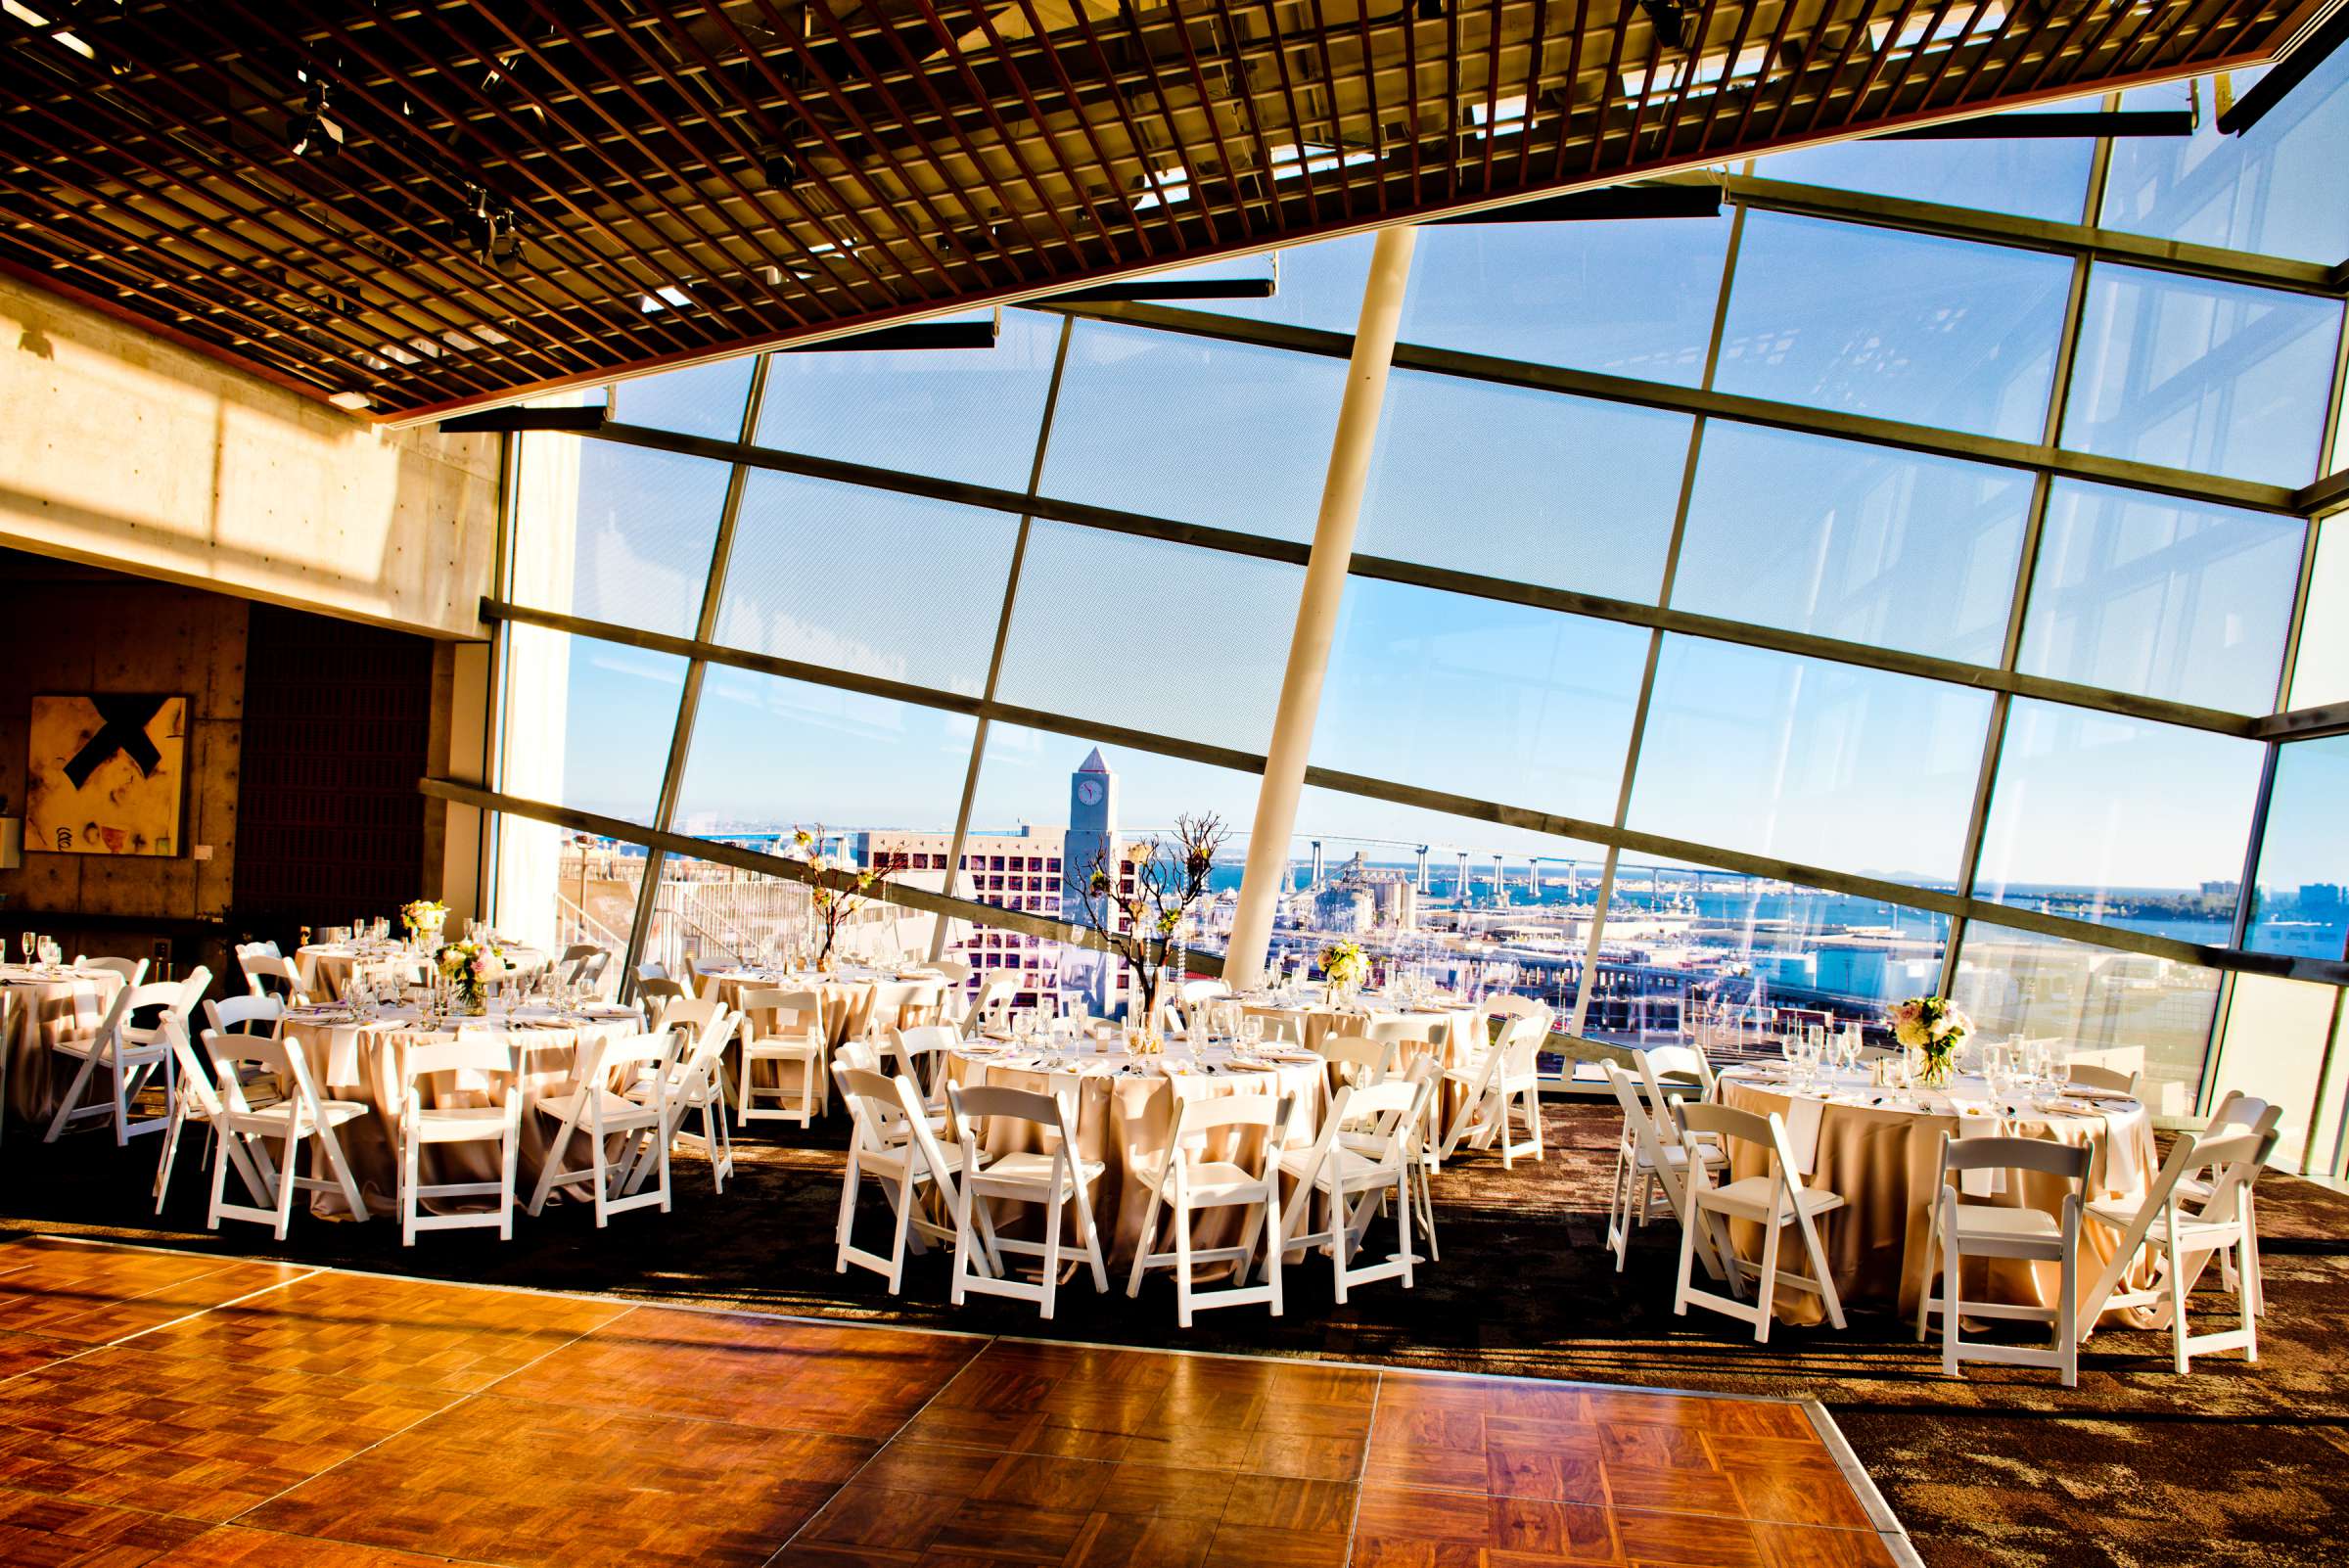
[0,273,499,639]
[0,556,245,927]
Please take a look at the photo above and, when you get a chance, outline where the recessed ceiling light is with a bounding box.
[328,390,375,411]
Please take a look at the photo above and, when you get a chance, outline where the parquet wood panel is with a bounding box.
[125,1270,629,1396]
[0,1241,1912,1568]
[496,1305,979,1438]
[0,1238,312,1345]
[0,1347,456,1521]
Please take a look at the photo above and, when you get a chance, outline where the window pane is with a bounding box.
[674,665,974,837]
[1713,213,2070,441]
[511,438,730,638]
[964,726,1263,1016]
[1631,638,1991,885]
[1647,878,1951,1049]
[753,309,1062,490]
[1972,700,2263,941]
[498,624,686,826]
[1400,217,1734,386]
[2017,482,2302,713]
[992,525,1302,753]
[609,354,756,442]
[1951,921,2221,1115]
[1312,579,1647,822]
[1753,112,2096,223]
[2062,265,2339,486]
[2102,54,2349,265]
[1358,372,1694,602]
[1040,322,1346,544]
[638,853,812,976]
[491,816,647,964]
[2245,735,2349,960]
[1285,785,1611,1062]
[714,470,1017,696]
[1130,232,1377,334]
[2289,517,2349,709]
[2207,974,2337,1170]
[1672,423,2030,665]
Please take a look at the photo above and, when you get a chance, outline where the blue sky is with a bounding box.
[529,93,2349,905]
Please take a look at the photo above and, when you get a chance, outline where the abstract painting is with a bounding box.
[25,694,189,857]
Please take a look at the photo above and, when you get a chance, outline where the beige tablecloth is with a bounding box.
[706,967,948,1115]
[1242,998,1484,1140]
[1719,1069,2160,1327]
[943,1043,1327,1268]
[2,965,129,1127]
[279,1001,646,1218]
[298,942,549,1002]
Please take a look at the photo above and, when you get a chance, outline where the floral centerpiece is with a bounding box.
[1887,994,1971,1088]
[1066,812,1228,1038]
[401,899,448,948]
[1319,940,1368,1004]
[436,939,507,1014]
[794,826,894,971]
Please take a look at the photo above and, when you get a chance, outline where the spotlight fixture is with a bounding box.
[1415,0,1445,19]
[759,146,799,190]
[454,183,521,272]
[287,74,345,158]
[1635,0,1688,50]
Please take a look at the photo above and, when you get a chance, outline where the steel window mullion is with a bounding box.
[1570,203,1743,1042]
[620,359,774,995]
[933,314,1078,961]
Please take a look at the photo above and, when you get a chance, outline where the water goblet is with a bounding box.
[19,932,33,965]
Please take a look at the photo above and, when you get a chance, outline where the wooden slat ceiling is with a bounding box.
[2,0,2336,422]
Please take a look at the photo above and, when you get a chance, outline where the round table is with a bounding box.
[943,1039,1328,1268]
[705,967,949,1117]
[1716,1065,2159,1327]
[1,963,129,1128]
[297,940,549,1003]
[1240,993,1485,1146]
[279,998,646,1218]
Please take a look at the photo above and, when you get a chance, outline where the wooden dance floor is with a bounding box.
[0,1236,1914,1567]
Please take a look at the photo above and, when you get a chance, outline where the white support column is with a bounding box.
[1224,223,1416,989]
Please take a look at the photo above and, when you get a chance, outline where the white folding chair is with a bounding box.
[887,1025,961,1123]
[1318,1033,1398,1089]
[240,952,309,1005]
[1363,1013,1437,1076]
[154,1018,258,1215]
[629,1008,736,1194]
[2079,1128,2277,1374]
[1269,1064,1438,1304]
[1171,979,1233,1038]
[527,1030,679,1226]
[44,986,175,1144]
[831,1065,970,1293]
[944,1080,1109,1319]
[1915,1134,2091,1386]
[1600,1061,1725,1277]
[557,944,601,984]
[203,1033,369,1238]
[1436,1011,1544,1167]
[867,980,926,1035]
[967,972,1021,1038]
[2185,1091,2279,1315]
[75,955,149,988]
[739,987,828,1127]
[2067,1062,2144,1097]
[1673,1100,1847,1343]
[396,1037,523,1244]
[635,977,688,1027]
[1126,1089,1295,1326]
[206,993,284,1040]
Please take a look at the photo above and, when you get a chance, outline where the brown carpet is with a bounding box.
[4,1100,2343,1568]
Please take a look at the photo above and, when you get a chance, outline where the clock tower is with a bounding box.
[1063,747,1121,1012]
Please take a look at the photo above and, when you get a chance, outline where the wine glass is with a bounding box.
[17,932,31,965]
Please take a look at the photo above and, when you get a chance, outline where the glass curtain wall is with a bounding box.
[484,65,2349,1162]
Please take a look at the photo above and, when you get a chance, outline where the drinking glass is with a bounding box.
[1241,1015,1264,1050]
[19,932,32,964]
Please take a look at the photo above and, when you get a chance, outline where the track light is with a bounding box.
[455,183,521,273]
[1416,0,1445,19]
[1635,0,1688,50]
[288,74,345,158]
[759,146,799,190]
